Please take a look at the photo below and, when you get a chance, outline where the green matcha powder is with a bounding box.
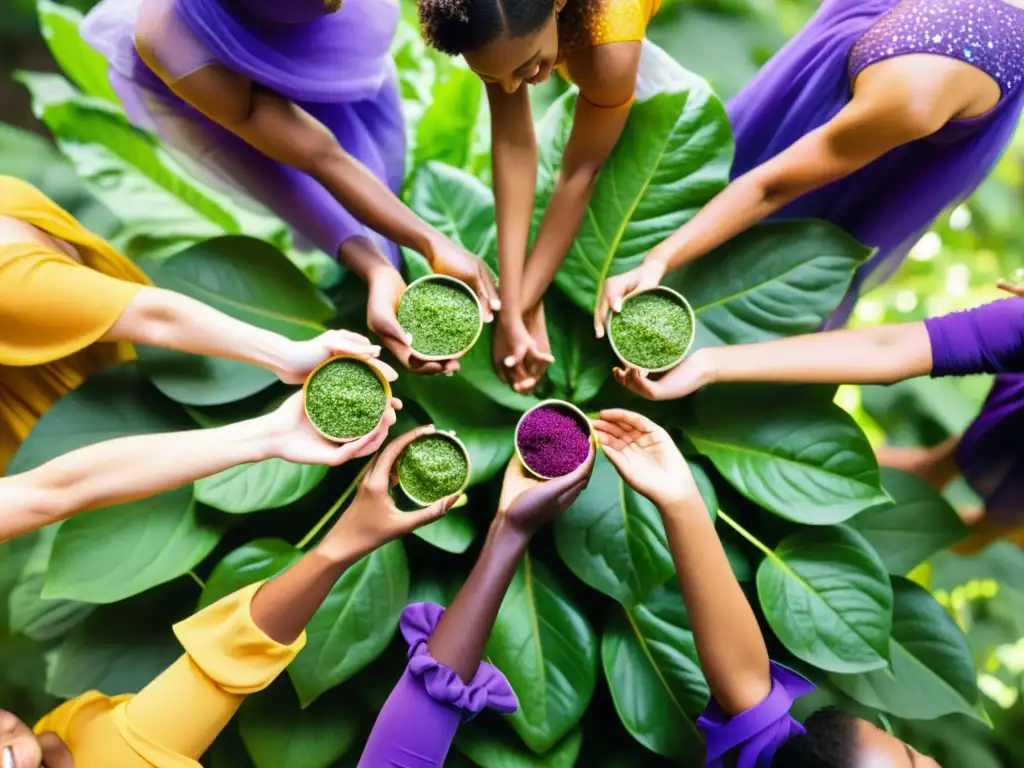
[305,359,387,439]
[610,292,694,370]
[399,435,469,504]
[398,279,481,358]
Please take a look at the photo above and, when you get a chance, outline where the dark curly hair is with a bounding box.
[773,707,858,767]
[417,0,555,55]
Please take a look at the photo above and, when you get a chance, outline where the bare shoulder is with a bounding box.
[564,41,642,109]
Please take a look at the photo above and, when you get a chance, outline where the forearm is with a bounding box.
[427,516,530,682]
[105,287,295,374]
[1,418,275,541]
[250,545,359,645]
[521,170,598,311]
[492,134,538,318]
[704,322,932,386]
[660,495,771,714]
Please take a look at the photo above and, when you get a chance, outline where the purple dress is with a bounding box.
[925,298,1024,522]
[728,0,1024,329]
[358,603,518,768]
[697,662,816,768]
[81,0,405,264]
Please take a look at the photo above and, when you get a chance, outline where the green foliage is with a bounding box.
[0,2,992,765]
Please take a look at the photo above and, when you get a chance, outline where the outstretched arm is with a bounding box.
[594,410,771,714]
[0,390,399,543]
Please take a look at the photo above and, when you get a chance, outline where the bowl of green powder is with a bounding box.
[397,275,484,361]
[606,286,695,372]
[303,355,391,443]
[398,431,472,506]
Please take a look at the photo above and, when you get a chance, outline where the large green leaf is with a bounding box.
[756,526,893,674]
[848,468,968,575]
[37,0,118,102]
[686,391,889,524]
[238,680,361,768]
[601,582,708,760]
[410,508,476,554]
[9,527,93,642]
[554,452,675,608]
[670,221,873,347]
[830,578,982,722]
[138,236,332,405]
[199,539,300,609]
[536,81,732,311]
[414,69,483,171]
[458,724,583,768]
[486,554,598,754]
[195,460,329,515]
[545,296,611,406]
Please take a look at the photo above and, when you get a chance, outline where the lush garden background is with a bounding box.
[1,1,1023,766]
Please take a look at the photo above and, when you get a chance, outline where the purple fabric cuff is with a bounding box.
[697,662,815,768]
[400,602,518,719]
[925,298,1024,377]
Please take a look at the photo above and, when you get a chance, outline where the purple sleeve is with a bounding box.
[697,662,815,768]
[925,298,1024,376]
[357,603,518,768]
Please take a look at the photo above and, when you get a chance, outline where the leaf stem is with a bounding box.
[295,464,370,551]
[187,570,206,589]
[717,510,774,559]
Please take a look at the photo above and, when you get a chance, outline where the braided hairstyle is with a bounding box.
[773,707,859,767]
[417,0,556,55]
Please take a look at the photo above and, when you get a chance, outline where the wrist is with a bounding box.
[419,228,445,263]
[219,417,280,465]
[693,348,720,388]
[657,492,708,520]
[489,513,534,549]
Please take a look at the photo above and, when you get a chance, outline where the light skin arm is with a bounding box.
[594,410,771,714]
[0,390,400,543]
[595,56,983,332]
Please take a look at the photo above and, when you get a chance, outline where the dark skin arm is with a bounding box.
[595,54,999,334]
[427,453,594,682]
[595,410,771,714]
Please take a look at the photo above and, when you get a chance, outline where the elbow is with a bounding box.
[562,161,604,192]
[122,287,183,348]
[1,478,72,542]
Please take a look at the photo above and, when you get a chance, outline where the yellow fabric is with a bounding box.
[558,0,661,56]
[0,176,151,472]
[34,582,306,768]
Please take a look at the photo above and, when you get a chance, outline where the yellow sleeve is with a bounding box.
[116,581,306,764]
[0,244,143,367]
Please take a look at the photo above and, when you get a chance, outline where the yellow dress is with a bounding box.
[34,582,305,767]
[0,176,151,472]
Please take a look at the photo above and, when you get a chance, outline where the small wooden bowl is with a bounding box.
[605,285,696,374]
[398,430,473,507]
[514,399,597,481]
[398,274,485,361]
[302,354,392,444]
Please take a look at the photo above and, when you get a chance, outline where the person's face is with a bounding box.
[1,712,73,768]
[463,13,560,94]
[854,719,941,768]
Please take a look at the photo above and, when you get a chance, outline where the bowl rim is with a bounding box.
[513,399,597,481]
[398,274,485,362]
[397,430,473,507]
[302,354,393,444]
[605,285,696,374]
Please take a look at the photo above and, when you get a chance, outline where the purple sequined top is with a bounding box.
[849,0,1024,96]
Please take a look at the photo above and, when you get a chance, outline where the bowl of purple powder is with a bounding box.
[514,400,596,480]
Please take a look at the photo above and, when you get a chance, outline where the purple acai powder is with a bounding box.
[517,404,591,478]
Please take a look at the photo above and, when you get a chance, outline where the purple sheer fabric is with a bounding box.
[957,374,1024,523]
[698,662,815,768]
[925,298,1024,376]
[358,603,518,768]
[81,0,404,264]
[726,0,1024,329]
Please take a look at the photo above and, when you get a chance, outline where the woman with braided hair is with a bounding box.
[418,0,661,393]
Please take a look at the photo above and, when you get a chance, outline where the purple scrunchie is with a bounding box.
[401,602,518,719]
[357,604,517,768]
[925,298,1024,377]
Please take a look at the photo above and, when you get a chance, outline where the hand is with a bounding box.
[425,233,501,321]
[1,712,72,768]
[997,271,1024,298]
[496,452,594,537]
[275,330,382,385]
[593,409,697,508]
[493,314,555,393]
[594,260,666,338]
[366,266,459,375]
[614,348,716,400]
[263,388,401,466]
[317,425,459,562]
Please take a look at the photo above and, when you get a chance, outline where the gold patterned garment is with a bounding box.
[557,0,661,57]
